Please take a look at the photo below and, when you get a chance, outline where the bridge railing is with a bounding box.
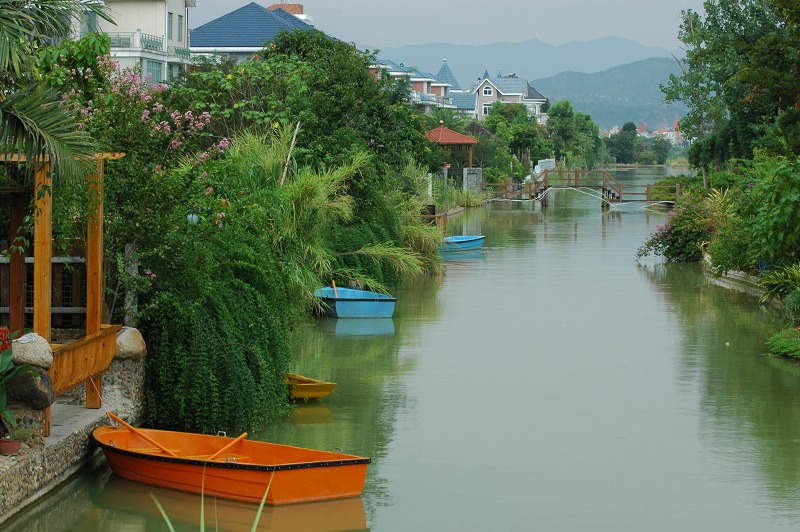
[481,170,682,203]
[543,170,681,203]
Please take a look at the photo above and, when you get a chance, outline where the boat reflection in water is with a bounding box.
[290,403,336,425]
[317,317,395,337]
[96,475,368,531]
[439,249,485,262]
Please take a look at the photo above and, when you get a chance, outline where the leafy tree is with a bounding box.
[421,108,470,132]
[470,127,512,183]
[605,122,638,163]
[168,30,436,286]
[650,137,673,165]
[144,130,365,432]
[0,0,112,180]
[662,1,792,178]
[545,100,576,160]
[573,112,602,168]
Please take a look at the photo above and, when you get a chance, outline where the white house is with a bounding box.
[92,0,196,83]
[473,70,548,123]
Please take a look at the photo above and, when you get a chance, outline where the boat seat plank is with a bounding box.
[182,453,251,463]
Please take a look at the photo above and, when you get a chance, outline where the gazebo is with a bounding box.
[425,121,479,168]
[1,153,124,435]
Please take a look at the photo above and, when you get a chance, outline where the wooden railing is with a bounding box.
[49,324,122,395]
[422,212,448,235]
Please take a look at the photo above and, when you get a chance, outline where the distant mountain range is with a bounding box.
[534,58,688,130]
[371,37,688,130]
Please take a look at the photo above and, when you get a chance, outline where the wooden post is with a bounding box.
[32,163,52,342]
[8,194,26,337]
[85,158,104,409]
[31,162,52,434]
[86,158,103,336]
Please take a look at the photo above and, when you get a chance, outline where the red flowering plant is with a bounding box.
[0,327,31,438]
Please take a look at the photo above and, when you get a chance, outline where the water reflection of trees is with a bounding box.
[257,274,444,519]
[639,262,800,508]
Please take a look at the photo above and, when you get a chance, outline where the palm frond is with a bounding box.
[0,85,97,182]
[338,242,424,278]
[0,0,113,78]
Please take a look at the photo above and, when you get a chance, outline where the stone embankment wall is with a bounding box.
[703,255,764,299]
[0,327,147,525]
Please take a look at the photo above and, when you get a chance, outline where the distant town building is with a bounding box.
[653,118,684,145]
[437,60,476,117]
[370,59,455,112]
[473,70,548,123]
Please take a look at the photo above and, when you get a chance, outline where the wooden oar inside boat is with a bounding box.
[207,432,247,461]
[107,411,179,458]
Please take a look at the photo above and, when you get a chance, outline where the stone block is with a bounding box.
[11,333,53,369]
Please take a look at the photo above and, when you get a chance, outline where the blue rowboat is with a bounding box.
[439,235,486,252]
[314,287,396,318]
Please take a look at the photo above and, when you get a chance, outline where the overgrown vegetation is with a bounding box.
[28,28,443,432]
[640,0,800,360]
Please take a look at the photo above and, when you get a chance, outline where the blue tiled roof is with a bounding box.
[436,61,461,91]
[190,3,315,48]
[450,92,476,111]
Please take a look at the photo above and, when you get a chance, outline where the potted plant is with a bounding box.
[0,326,32,454]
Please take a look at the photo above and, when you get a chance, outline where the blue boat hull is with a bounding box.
[314,287,396,318]
[439,235,486,252]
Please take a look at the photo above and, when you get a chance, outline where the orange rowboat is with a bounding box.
[91,424,370,505]
[286,373,337,399]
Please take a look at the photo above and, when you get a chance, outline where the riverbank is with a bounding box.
[0,337,145,526]
[702,254,764,299]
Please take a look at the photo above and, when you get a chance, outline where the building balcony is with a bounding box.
[108,32,191,62]
[168,46,191,60]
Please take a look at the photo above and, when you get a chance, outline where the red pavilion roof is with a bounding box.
[425,124,479,146]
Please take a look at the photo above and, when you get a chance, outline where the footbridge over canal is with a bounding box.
[483,169,682,207]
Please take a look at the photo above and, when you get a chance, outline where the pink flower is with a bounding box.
[205,186,213,195]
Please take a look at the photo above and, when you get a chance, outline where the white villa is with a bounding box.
[90,0,196,83]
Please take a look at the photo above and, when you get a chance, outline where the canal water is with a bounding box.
[8,167,800,531]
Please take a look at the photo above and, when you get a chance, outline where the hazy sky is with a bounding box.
[189,1,707,50]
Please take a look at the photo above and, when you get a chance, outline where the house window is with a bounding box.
[177,15,183,42]
[482,103,492,116]
[167,12,173,39]
[483,86,493,96]
[146,60,163,84]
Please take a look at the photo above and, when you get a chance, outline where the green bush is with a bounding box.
[637,192,711,262]
[766,327,800,359]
